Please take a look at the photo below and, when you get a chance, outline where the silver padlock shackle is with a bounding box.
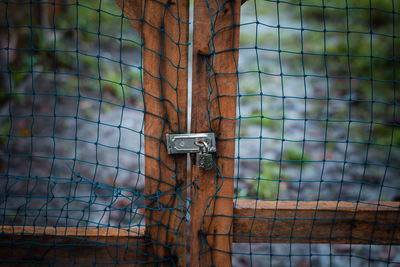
[194,140,209,153]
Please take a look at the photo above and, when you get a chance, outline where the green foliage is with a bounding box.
[3,0,142,110]
[372,125,400,146]
[101,65,142,104]
[251,162,281,200]
[302,2,398,89]
[288,0,400,147]
[283,145,311,165]
[0,118,10,147]
[244,110,282,129]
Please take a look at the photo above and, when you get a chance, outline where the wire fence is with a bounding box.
[0,0,399,266]
[231,0,400,265]
[236,0,399,202]
[0,0,151,264]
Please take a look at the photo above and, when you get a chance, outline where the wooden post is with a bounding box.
[190,1,241,266]
[116,0,189,265]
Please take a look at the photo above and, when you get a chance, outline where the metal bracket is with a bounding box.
[166,133,216,154]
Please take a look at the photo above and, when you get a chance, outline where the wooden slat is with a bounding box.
[1,201,399,265]
[116,0,189,265]
[0,225,144,242]
[0,226,146,265]
[233,200,400,244]
[190,1,241,266]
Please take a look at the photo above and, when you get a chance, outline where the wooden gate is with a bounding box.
[1,0,399,266]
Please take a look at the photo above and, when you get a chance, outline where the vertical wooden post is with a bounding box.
[190,1,241,266]
[116,0,189,265]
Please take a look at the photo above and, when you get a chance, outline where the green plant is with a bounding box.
[372,125,400,146]
[251,162,281,200]
[0,118,10,147]
[283,145,312,166]
[244,110,282,129]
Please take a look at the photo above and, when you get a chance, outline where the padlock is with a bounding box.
[196,150,214,170]
[195,140,214,170]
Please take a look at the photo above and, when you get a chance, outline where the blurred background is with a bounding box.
[234,1,400,265]
[0,0,145,228]
[0,0,399,266]
[236,0,400,202]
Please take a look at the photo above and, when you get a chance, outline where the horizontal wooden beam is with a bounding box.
[1,225,145,242]
[0,226,147,265]
[1,200,399,264]
[233,200,400,244]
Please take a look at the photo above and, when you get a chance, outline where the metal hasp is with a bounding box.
[166,133,216,170]
[166,133,216,154]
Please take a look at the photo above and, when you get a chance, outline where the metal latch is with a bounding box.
[166,133,216,170]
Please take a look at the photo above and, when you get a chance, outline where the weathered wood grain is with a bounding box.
[233,200,400,244]
[0,226,146,266]
[1,200,398,265]
[190,1,241,266]
[115,0,189,265]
